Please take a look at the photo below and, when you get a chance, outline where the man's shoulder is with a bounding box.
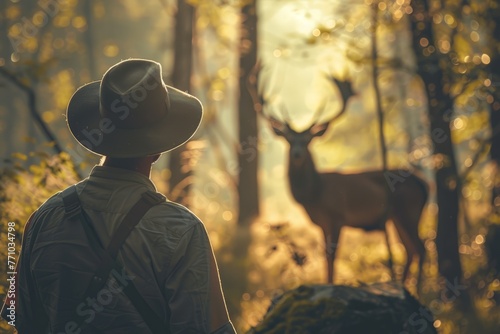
[142,198,205,237]
[36,182,85,212]
[31,182,91,223]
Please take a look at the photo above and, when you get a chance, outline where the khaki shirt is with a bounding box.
[4,166,235,333]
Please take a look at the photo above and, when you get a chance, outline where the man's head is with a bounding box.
[66,59,203,159]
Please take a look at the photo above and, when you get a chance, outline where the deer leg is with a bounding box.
[416,251,426,297]
[324,224,341,284]
[393,216,425,288]
[384,221,395,281]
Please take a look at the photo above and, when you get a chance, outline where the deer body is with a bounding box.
[273,121,428,286]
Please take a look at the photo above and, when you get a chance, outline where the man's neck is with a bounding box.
[101,158,153,178]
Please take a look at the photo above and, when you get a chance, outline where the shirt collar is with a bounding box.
[88,165,157,192]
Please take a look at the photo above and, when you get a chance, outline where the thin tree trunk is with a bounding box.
[410,0,463,287]
[371,4,395,278]
[83,0,97,79]
[237,1,259,226]
[168,0,194,205]
[487,3,500,210]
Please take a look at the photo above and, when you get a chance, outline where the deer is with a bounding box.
[258,77,428,290]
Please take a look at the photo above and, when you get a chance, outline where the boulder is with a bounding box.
[249,282,437,334]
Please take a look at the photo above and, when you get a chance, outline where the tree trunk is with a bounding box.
[83,0,97,80]
[487,4,500,211]
[237,1,259,226]
[168,0,194,205]
[410,0,463,286]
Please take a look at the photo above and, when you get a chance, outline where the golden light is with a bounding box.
[10,52,19,62]
[472,190,482,200]
[444,14,455,26]
[475,235,484,245]
[42,111,55,123]
[394,10,403,20]
[433,320,442,328]
[378,2,387,10]
[481,54,491,64]
[103,43,119,57]
[218,67,231,79]
[453,117,464,129]
[470,31,480,42]
[457,65,467,73]
[6,5,21,20]
[312,28,321,37]
[419,38,429,47]
[222,210,233,221]
[33,11,47,26]
[272,49,282,58]
[459,244,469,254]
[72,16,87,30]
[464,157,472,167]
[211,90,224,101]
[484,78,492,87]
[413,149,423,159]
[439,40,450,53]
[433,13,443,24]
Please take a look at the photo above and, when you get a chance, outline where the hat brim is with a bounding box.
[67,81,202,158]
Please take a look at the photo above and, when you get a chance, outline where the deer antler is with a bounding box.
[327,76,355,123]
[248,62,288,128]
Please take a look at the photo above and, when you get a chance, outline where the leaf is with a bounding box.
[11,152,27,161]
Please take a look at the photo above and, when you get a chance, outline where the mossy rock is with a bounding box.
[249,282,437,334]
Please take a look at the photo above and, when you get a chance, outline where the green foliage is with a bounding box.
[0,152,78,332]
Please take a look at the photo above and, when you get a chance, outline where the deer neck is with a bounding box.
[288,150,322,205]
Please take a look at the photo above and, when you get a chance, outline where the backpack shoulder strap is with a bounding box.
[62,186,169,334]
[106,191,165,258]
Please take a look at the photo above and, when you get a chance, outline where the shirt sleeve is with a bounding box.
[164,221,235,334]
[1,211,48,332]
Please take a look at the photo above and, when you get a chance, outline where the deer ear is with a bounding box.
[310,122,329,137]
[270,118,287,137]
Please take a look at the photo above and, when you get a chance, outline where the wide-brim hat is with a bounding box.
[67,58,203,158]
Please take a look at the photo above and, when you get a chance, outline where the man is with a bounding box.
[1,59,236,333]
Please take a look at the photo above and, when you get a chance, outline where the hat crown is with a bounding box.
[66,58,203,158]
[99,59,170,129]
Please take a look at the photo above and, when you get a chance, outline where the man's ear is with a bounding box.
[310,122,330,137]
[269,118,288,137]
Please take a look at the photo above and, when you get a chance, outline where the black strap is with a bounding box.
[62,186,169,334]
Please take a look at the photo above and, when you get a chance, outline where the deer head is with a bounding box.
[253,71,355,167]
[269,117,330,167]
